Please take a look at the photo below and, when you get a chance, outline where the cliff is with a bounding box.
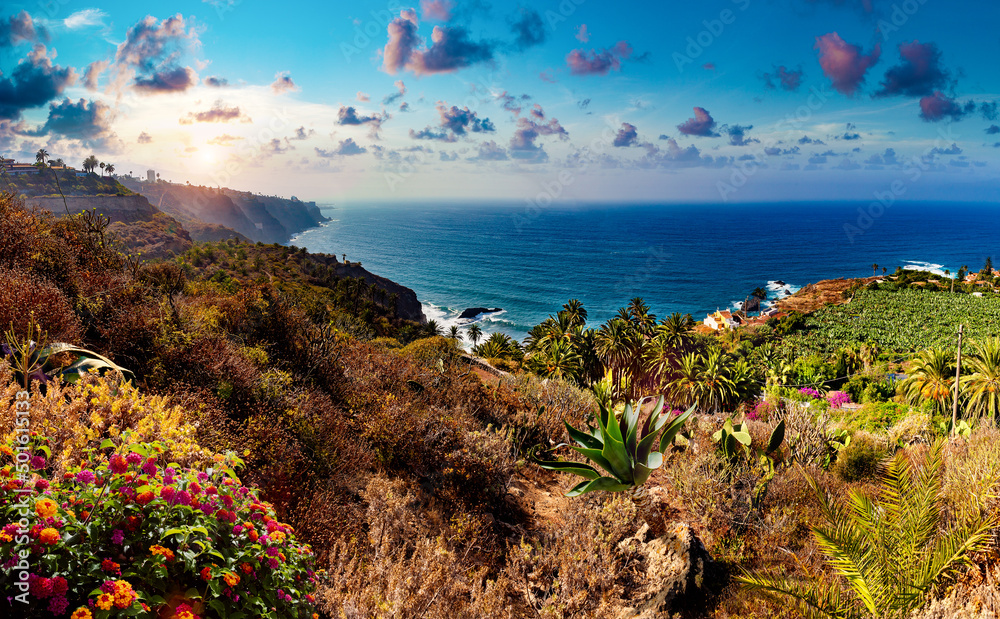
[309,255,425,322]
[117,179,327,244]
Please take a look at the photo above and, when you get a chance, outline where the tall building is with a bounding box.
[147,169,156,183]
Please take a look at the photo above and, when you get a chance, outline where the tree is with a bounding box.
[739,442,994,619]
[871,263,879,276]
[467,324,482,347]
[526,339,583,382]
[104,164,115,177]
[424,319,443,337]
[561,299,588,328]
[447,325,461,341]
[82,155,99,174]
[752,287,768,300]
[899,348,955,414]
[962,338,1000,420]
[100,162,106,176]
[980,256,994,278]
[35,149,49,165]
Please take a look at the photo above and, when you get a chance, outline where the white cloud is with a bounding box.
[64,9,108,30]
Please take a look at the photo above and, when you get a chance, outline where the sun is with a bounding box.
[199,149,218,165]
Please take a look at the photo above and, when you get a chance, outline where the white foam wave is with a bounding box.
[902,261,951,277]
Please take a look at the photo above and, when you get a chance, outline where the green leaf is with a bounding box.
[100,439,115,450]
[564,420,602,450]
[767,420,786,454]
[532,458,601,480]
[568,446,618,480]
[659,407,694,452]
[601,432,633,484]
[732,430,752,446]
[565,476,631,497]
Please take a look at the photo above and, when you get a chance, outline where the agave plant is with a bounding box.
[3,325,133,386]
[531,396,693,496]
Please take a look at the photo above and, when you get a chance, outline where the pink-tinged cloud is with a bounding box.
[133,66,196,94]
[539,70,556,83]
[509,105,568,163]
[382,10,493,76]
[271,72,298,94]
[357,91,370,102]
[676,107,718,137]
[566,41,633,76]
[575,24,590,43]
[814,32,880,96]
[421,0,453,21]
[613,123,639,147]
[919,91,964,122]
[83,60,108,90]
[0,11,43,47]
[179,101,249,124]
[382,10,420,74]
[876,41,949,98]
[762,65,803,91]
[0,44,77,121]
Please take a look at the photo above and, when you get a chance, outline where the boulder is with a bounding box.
[458,307,502,320]
[617,521,712,618]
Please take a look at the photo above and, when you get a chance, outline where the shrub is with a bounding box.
[832,433,886,482]
[851,401,910,431]
[399,336,461,367]
[0,267,83,343]
[825,390,852,408]
[0,436,319,619]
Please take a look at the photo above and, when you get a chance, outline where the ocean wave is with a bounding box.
[902,261,951,277]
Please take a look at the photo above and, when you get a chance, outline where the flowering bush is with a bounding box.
[798,387,822,400]
[826,391,853,409]
[0,434,319,618]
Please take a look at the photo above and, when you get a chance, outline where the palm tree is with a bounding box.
[667,353,702,409]
[100,162,106,175]
[871,262,879,276]
[698,349,734,413]
[596,318,639,397]
[447,325,461,341]
[562,299,588,328]
[627,297,656,336]
[82,155,99,174]
[526,339,583,382]
[104,163,115,177]
[962,338,1000,420]
[657,312,695,351]
[752,287,768,300]
[424,319,444,337]
[899,348,955,414]
[739,442,994,619]
[467,324,482,347]
[35,148,49,165]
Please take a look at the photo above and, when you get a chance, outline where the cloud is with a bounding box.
[204,75,228,87]
[864,147,898,166]
[577,98,591,109]
[496,91,528,116]
[411,102,495,141]
[0,11,43,48]
[133,66,197,93]
[836,158,861,170]
[612,122,639,147]
[33,98,116,147]
[114,14,198,94]
[839,125,861,140]
[658,134,669,140]
[677,107,718,137]
[575,24,589,43]
[179,101,248,124]
[471,139,508,160]
[64,9,108,30]
[271,71,298,94]
[316,138,367,157]
[929,143,962,156]
[640,138,724,169]
[798,135,825,145]
[83,60,108,91]
[724,124,758,146]
[291,126,315,140]
[510,8,545,50]
[876,41,949,98]
[539,70,556,83]
[382,79,406,105]
[919,91,964,122]
[761,65,804,91]
[509,105,568,163]
[382,10,494,76]
[137,131,152,143]
[421,0,453,21]
[566,41,633,76]
[986,125,1000,135]
[336,106,384,127]
[207,134,242,146]
[814,32,880,96]
[0,44,77,121]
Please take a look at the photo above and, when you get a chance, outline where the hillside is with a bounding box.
[118,178,328,244]
[1,168,132,197]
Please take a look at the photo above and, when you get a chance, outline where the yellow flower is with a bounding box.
[36,498,58,519]
[71,608,93,619]
[39,528,60,545]
[96,594,114,610]
[150,544,175,561]
[223,572,240,587]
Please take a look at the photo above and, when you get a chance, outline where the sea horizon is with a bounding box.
[291,200,999,342]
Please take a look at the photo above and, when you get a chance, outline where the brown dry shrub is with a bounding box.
[0,266,83,342]
[504,494,643,618]
[319,477,515,619]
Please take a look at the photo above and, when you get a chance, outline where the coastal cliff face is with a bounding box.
[315,257,425,322]
[30,195,158,221]
[117,179,327,244]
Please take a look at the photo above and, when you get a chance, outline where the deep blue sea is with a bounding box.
[290,201,999,342]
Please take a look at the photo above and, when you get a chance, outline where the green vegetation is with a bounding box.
[2,167,133,197]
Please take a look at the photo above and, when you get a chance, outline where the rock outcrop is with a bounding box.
[458,307,502,320]
[30,195,158,222]
[616,522,713,618]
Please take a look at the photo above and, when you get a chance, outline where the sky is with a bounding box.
[1,0,999,204]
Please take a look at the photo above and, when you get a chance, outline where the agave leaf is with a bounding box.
[42,344,134,383]
[635,431,659,464]
[565,420,603,450]
[766,419,786,454]
[624,402,641,458]
[565,476,631,497]
[644,450,664,470]
[659,407,694,453]
[570,446,620,481]
[603,404,625,445]
[601,433,633,484]
[531,458,601,480]
[632,462,653,487]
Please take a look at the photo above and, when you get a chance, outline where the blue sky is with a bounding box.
[1,0,998,203]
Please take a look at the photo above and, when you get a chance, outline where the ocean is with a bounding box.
[290,201,999,342]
